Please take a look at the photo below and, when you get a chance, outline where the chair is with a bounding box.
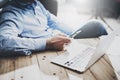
[39,0,58,16]
[0,0,9,8]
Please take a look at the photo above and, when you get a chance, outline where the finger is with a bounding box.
[64,38,71,43]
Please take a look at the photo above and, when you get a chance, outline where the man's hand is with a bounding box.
[46,34,71,51]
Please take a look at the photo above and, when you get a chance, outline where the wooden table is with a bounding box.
[0,38,117,80]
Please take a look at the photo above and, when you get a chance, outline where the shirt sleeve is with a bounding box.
[38,1,75,35]
[0,13,46,56]
[47,13,75,35]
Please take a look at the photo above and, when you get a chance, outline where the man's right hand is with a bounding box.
[46,34,71,51]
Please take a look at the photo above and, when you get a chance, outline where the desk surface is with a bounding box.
[0,38,117,80]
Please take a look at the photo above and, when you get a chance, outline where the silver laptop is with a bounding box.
[51,31,116,72]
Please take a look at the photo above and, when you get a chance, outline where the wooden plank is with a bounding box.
[107,55,120,80]
[14,56,28,80]
[83,70,96,80]
[14,55,43,80]
[103,54,113,66]
[37,51,69,80]
[65,68,96,80]
[90,58,117,80]
[0,57,15,80]
[103,18,120,31]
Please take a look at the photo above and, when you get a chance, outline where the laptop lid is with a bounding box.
[86,27,120,69]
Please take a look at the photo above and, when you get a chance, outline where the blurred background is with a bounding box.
[57,0,120,18]
[57,0,120,33]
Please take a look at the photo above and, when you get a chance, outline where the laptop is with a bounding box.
[51,30,117,72]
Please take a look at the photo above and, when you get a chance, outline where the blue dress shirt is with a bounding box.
[0,0,74,56]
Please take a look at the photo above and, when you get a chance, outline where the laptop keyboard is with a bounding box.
[64,47,95,69]
[52,47,95,71]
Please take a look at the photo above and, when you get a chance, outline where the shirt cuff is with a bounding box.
[35,39,46,51]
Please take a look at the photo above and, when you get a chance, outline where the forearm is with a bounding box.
[0,35,46,56]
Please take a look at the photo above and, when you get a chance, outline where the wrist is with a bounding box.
[46,38,52,50]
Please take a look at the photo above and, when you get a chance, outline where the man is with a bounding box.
[0,0,107,56]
